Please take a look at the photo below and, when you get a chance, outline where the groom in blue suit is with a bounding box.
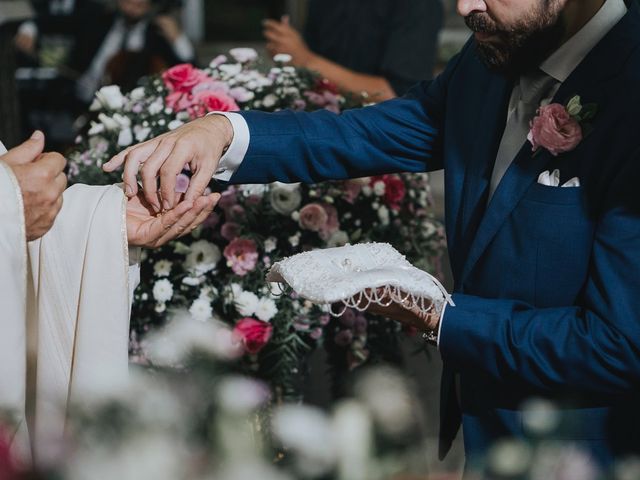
[108,0,640,471]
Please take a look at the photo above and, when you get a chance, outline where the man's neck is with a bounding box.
[562,0,607,41]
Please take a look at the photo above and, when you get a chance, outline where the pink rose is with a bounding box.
[299,203,328,232]
[189,91,239,119]
[224,237,259,276]
[321,204,339,239]
[221,222,241,241]
[165,91,193,112]
[343,180,363,203]
[162,64,208,93]
[233,318,273,354]
[528,103,583,156]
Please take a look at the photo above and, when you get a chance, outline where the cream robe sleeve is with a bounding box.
[0,141,136,466]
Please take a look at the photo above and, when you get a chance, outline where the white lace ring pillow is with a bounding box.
[266,242,454,317]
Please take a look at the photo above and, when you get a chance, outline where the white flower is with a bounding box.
[199,285,218,300]
[270,184,302,215]
[97,113,120,131]
[283,66,296,74]
[185,240,221,276]
[264,237,277,253]
[327,230,349,248]
[95,85,125,110]
[229,47,258,63]
[153,260,172,277]
[240,184,267,197]
[168,119,184,130]
[229,86,255,102]
[362,185,372,197]
[113,113,131,128]
[117,128,133,147]
[153,279,173,303]
[273,53,292,63]
[289,233,300,247]
[291,211,300,222]
[219,63,242,77]
[372,180,386,196]
[262,94,278,108]
[217,376,270,414]
[182,276,204,286]
[255,297,278,322]
[377,206,390,226]
[230,283,243,297]
[129,86,146,101]
[189,298,213,322]
[134,126,151,142]
[88,122,105,136]
[148,98,164,115]
[235,291,259,317]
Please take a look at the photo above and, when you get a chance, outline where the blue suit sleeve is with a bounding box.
[227,46,469,185]
[439,159,640,395]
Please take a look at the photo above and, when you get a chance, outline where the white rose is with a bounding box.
[95,85,124,110]
[189,298,213,322]
[153,279,173,303]
[235,291,259,317]
[269,184,302,215]
[229,47,258,63]
[273,53,292,63]
[117,127,133,147]
[373,180,386,196]
[255,297,278,322]
[262,94,278,108]
[185,240,221,276]
[153,260,172,277]
[264,237,277,253]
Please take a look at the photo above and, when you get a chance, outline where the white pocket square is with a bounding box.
[537,169,581,188]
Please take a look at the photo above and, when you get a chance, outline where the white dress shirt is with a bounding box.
[211,0,628,345]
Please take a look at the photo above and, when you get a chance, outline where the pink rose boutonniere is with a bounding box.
[527,95,598,156]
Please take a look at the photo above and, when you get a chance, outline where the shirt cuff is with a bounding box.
[172,33,195,62]
[437,302,447,349]
[209,112,250,182]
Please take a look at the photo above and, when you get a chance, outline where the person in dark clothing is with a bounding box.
[264,0,443,100]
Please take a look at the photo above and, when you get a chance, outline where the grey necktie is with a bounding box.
[488,71,558,199]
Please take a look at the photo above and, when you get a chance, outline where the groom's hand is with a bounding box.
[359,288,440,333]
[126,190,221,248]
[1,131,67,241]
[103,115,234,213]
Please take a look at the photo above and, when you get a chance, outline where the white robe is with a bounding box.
[0,141,134,466]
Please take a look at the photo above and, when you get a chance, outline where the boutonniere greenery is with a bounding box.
[527,95,598,157]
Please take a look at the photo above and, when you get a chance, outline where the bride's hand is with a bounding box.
[126,190,220,248]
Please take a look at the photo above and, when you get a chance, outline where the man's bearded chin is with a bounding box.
[465,8,566,78]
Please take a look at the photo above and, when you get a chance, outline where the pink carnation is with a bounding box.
[319,204,339,240]
[224,237,259,276]
[162,63,208,93]
[299,203,328,232]
[233,318,273,354]
[528,103,583,156]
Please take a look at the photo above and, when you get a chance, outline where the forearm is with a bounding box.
[440,293,640,395]
[306,54,396,101]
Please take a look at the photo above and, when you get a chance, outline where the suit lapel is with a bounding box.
[459,4,640,285]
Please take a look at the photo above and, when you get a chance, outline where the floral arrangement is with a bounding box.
[68,48,446,400]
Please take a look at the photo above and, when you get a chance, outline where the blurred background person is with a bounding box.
[263,0,443,101]
[72,0,196,105]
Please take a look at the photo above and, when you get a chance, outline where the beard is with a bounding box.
[465,1,566,77]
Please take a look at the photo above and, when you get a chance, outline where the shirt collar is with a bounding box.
[540,0,628,82]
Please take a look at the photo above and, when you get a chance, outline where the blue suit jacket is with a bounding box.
[228,4,640,467]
